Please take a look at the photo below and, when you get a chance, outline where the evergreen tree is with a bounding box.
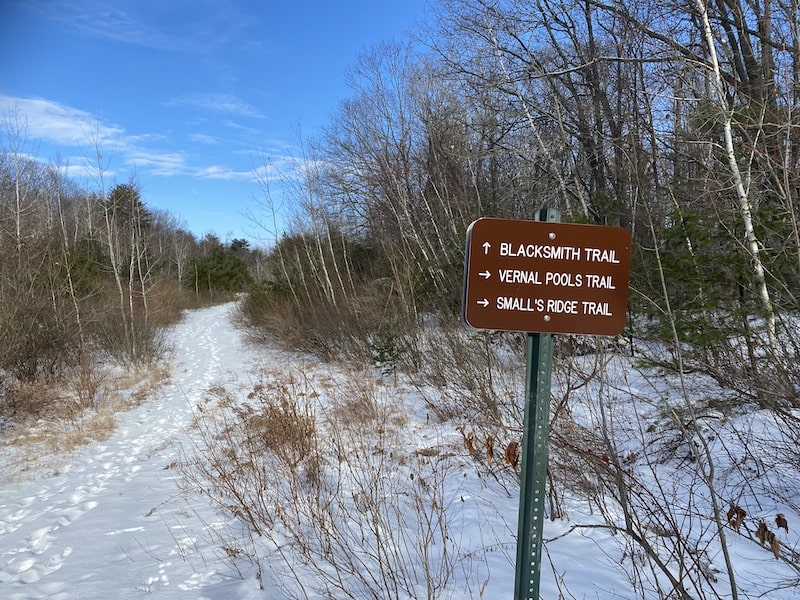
[188,241,251,294]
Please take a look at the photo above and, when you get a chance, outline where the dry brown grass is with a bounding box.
[0,363,169,482]
[328,367,407,430]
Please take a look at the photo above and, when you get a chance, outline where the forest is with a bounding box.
[2,0,799,598]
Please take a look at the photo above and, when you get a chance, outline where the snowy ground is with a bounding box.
[0,303,268,599]
[1,303,798,599]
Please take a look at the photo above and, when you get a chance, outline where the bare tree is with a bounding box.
[2,109,38,269]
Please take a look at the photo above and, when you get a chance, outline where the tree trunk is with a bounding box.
[697,0,778,354]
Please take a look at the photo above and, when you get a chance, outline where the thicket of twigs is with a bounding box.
[180,369,474,599]
[241,0,799,408]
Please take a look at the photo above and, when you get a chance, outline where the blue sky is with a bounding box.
[0,0,429,245]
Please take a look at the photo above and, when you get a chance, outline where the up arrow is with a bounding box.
[482,241,491,254]
[477,299,489,307]
[479,270,491,279]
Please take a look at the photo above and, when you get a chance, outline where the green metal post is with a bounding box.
[514,207,558,600]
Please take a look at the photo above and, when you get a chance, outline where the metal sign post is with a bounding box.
[515,328,554,600]
[462,208,631,600]
[514,207,558,600]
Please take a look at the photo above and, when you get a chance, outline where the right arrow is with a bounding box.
[477,298,489,307]
[479,270,491,279]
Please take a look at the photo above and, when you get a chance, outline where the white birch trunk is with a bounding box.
[696,0,778,354]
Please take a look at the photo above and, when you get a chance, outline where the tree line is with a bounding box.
[0,122,256,384]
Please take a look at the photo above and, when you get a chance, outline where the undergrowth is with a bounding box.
[0,363,169,482]
[179,366,471,599]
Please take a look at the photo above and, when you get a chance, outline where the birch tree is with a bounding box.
[694,0,778,353]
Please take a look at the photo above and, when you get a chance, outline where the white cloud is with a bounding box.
[58,161,119,182]
[195,165,258,181]
[67,8,179,51]
[0,95,188,178]
[125,149,189,176]
[188,133,220,145]
[221,119,266,135]
[167,93,264,118]
[0,95,124,148]
[0,94,267,184]
[29,0,249,54]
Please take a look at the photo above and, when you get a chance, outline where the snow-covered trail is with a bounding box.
[0,303,255,599]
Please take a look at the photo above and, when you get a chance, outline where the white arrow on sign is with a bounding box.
[479,270,491,279]
[482,241,491,254]
[477,299,489,307]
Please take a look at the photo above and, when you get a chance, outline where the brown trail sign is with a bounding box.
[463,217,632,335]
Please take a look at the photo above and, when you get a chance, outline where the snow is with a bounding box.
[0,304,252,599]
[0,302,797,599]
